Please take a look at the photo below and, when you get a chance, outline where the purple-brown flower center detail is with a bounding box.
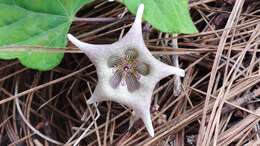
[107,49,150,92]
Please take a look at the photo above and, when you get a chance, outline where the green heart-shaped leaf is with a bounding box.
[123,0,198,34]
[0,0,93,71]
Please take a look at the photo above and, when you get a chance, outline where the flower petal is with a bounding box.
[136,62,150,76]
[125,72,140,92]
[68,4,185,137]
[131,3,144,33]
[121,3,144,43]
[125,49,138,60]
[133,104,155,137]
[153,60,185,80]
[109,70,123,89]
[67,34,107,64]
[107,55,121,67]
[140,110,154,137]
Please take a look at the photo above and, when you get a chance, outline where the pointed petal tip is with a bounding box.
[179,69,185,77]
[156,62,185,78]
[145,118,155,137]
[139,3,144,12]
[139,110,155,137]
[67,33,81,47]
[87,97,96,104]
[67,33,76,43]
[170,66,185,77]
[67,33,73,38]
[147,127,155,137]
[137,3,144,18]
[67,33,94,54]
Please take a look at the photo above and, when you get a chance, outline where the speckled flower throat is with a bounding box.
[108,49,150,92]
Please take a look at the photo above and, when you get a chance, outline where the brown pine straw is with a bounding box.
[0,0,260,146]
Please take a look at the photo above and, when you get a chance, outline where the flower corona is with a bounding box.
[108,49,150,92]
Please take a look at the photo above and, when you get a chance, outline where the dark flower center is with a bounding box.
[107,49,150,92]
[123,66,130,71]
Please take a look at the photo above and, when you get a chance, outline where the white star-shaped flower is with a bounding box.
[67,4,185,137]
